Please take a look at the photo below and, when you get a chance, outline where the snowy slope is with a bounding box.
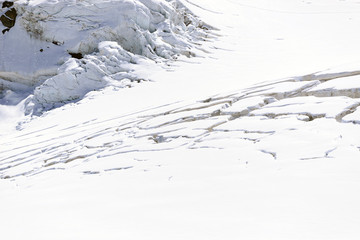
[1,0,360,239]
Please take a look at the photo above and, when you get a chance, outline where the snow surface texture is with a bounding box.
[2,67,360,178]
[0,0,211,112]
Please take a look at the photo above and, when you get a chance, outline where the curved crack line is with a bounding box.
[336,103,360,122]
[259,150,277,160]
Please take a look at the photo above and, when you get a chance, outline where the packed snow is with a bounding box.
[1,0,360,239]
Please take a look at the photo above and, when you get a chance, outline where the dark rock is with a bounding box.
[2,28,9,34]
[0,4,16,33]
[2,1,13,8]
[68,52,83,59]
[52,40,62,46]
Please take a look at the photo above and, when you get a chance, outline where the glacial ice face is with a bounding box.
[0,0,211,112]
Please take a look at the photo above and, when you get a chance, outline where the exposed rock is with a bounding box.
[0,1,16,34]
[2,1,13,8]
[68,52,83,59]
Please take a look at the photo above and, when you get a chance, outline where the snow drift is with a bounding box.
[0,0,211,112]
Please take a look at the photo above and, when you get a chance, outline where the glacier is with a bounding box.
[1,0,360,239]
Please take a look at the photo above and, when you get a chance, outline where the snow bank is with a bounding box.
[0,0,211,112]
